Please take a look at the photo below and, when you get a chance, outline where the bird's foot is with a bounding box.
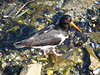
[46,50,50,53]
[54,53,63,56]
[43,48,63,57]
[52,48,63,56]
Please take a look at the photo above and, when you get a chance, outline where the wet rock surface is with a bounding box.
[87,32,100,43]
[20,64,42,75]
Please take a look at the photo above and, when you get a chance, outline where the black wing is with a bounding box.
[21,25,61,47]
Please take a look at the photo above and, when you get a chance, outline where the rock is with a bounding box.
[86,45,100,70]
[20,64,42,75]
[93,68,100,75]
[1,2,22,18]
[63,0,94,18]
[87,32,100,43]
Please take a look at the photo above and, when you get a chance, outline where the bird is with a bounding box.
[14,15,82,56]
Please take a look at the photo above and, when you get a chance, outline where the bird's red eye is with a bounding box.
[66,20,69,21]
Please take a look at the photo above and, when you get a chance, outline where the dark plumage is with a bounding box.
[14,15,82,56]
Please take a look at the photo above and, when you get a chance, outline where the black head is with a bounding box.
[59,15,72,24]
[59,15,72,30]
[59,15,82,33]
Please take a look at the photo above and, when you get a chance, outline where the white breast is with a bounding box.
[57,34,66,45]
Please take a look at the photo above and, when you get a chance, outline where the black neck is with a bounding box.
[57,23,70,31]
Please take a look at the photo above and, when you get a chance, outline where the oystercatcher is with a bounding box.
[14,15,82,56]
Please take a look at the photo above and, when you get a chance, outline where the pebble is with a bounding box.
[93,68,100,75]
[2,62,7,69]
[91,43,95,48]
[15,56,21,60]
[96,44,100,48]
[9,58,12,61]
[0,28,2,31]
[89,27,92,32]
[81,18,87,23]
[94,1,100,5]
[0,52,2,58]
[47,70,53,75]
[91,16,99,20]
[10,53,16,59]
[20,64,42,75]
[39,51,43,55]
[0,71,3,75]
[31,59,37,64]
[31,48,35,52]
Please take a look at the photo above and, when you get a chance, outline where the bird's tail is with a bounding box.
[14,41,25,48]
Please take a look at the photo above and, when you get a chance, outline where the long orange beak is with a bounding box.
[70,21,82,33]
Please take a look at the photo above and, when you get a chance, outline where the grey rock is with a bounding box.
[87,32,100,43]
[20,64,42,75]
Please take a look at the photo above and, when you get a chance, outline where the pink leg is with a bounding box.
[44,49,47,56]
[46,50,50,53]
[52,48,63,56]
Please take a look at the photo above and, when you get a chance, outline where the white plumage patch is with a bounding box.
[57,34,66,45]
[33,45,56,50]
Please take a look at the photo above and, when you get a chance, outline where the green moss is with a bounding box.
[6,26,20,33]
[63,65,73,75]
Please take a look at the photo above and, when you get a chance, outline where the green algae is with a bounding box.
[16,9,29,18]
[6,26,20,33]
